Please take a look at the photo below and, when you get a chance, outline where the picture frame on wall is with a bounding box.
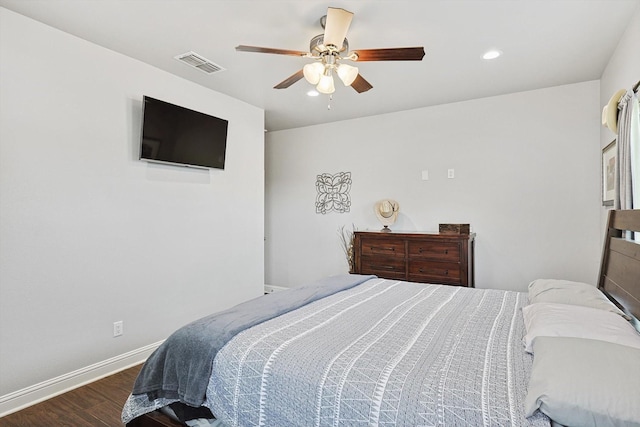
[602,140,616,206]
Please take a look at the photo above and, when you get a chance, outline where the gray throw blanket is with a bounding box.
[131,274,375,407]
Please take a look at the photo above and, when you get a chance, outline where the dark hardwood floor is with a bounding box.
[0,364,143,427]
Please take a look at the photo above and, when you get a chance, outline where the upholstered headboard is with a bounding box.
[598,209,640,329]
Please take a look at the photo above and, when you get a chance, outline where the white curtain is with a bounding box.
[614,88,640,210]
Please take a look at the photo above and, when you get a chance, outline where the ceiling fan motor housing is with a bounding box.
[310,34,349,55]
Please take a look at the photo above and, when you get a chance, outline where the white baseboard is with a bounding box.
[0,340,163,418]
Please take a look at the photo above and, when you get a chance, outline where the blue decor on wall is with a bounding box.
[316,172,352,214]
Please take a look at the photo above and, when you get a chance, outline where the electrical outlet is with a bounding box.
[447,169,455,179]
[113,321,123,337]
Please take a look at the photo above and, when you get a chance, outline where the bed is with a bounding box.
[122,209,640,427]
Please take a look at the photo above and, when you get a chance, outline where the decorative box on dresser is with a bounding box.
[353,231,475,287]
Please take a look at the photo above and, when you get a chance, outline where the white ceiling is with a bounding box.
[1,0,638,131]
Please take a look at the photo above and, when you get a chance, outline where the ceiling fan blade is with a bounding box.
[236,45,308,57]
[274,69,305,89]
[351,74,373,93]
[352,47,425,61]
[323,7,353,48]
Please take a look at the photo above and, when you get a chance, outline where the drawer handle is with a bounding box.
[373,247,395,252]
[418,248,449,254]
[374,265,397,270]
[419,268,448,275]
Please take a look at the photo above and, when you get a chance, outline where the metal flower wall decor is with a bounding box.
[316,172,352,214]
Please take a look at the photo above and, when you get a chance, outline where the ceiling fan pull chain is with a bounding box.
[328,94,333,110]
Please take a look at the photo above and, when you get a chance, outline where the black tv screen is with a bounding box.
[140,96,228,169]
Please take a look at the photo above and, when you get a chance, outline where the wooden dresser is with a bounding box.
[353,231,475,287]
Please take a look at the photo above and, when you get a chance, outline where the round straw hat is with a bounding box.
[374,199,399,226]
[602,89,626,134]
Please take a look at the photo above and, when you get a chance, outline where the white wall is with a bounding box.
[0,7,264,400]
[265,81,601,291]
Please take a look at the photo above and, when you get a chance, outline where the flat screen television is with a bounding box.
[140,96,228,169]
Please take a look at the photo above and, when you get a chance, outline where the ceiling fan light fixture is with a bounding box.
[316,73,335,94]
[303,62,324,84]
[337,63,359,86]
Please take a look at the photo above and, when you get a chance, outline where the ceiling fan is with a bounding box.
[236,7,425,95]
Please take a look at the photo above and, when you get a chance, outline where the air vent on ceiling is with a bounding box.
[174,51,225,74]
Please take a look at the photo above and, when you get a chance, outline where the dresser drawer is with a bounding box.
[408,241,460,262]
[360,239,405,258]
[359,256,406,279]
[409,260,461,284]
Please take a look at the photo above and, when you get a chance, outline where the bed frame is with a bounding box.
[127,409,183,427]
[126,209,640,427]
[598,209,640,330]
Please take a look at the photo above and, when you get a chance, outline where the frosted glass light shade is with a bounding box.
[337,64,358,86]
[303,62,324,84]
[316,74,335,94]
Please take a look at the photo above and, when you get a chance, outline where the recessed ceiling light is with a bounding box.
[482,49,502,60]
[307,90,320,97]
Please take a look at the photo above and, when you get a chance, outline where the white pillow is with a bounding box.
[525,336,640,427]
[521,302,640,353]
[528,279,629,320]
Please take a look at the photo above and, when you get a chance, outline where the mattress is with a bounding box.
[205,278,549,426]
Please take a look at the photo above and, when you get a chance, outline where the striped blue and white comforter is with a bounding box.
[205,278,550,427]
